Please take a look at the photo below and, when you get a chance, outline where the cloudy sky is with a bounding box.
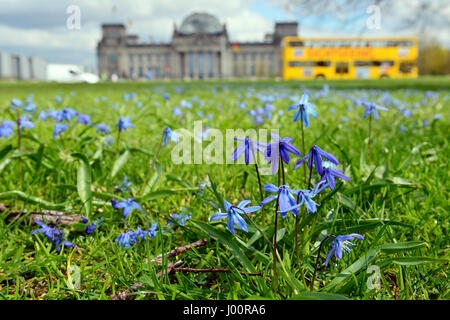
[0,0,448,69]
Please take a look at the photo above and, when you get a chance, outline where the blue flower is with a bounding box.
[17,115,35,134]
[116,116,134,132]
[37,111,48,121]
[116,230,137,249]
[259,184,300,218]
[31,219,62,240]
[54,239,79,251]
[46,110,60,121]
[116,225,160,249]
[31,219,79,252]
[78,114,91,126]
[319,161,351,190]
[0,121,16,138]
[53,124,69,138]
[197,182,206,195]
[114,176,132,193]
[293,145,338,176]
[180,99,192,109]
[209,200,260,234]
[362,102,388,121]
[167,208,191,227]
[231,137,264,165]
[93,122,111,134]
[163,93,170,100]
[292,181,328,214]
[11,98,23,109]
[146,223,161,239]
[402,109,412,118]
[163,127,180,146]
[172,107,183,116]
[261,132,302,174]
[325,233,364,266]
[58,108,78,122]
[81,217,103,234]
[287,93,318,127]
[24,102,36,114]
[114,197,142,218]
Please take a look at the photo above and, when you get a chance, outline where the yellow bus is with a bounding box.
[282,36,418,80]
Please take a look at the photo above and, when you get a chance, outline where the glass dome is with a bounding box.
[178,12,223,35]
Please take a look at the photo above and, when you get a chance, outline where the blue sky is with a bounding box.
[0,0,447,70]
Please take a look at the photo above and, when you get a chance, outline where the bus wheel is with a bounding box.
[380,74,390,79]
[315,74,326,80]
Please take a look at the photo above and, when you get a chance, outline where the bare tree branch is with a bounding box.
[1,203,82,226]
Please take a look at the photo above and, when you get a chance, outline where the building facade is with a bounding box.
[0,51,47,80]
[97,12,298,80]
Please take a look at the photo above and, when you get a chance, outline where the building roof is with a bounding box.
[178,12,223,35]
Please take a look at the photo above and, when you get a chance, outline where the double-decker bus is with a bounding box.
[282,36,418,80]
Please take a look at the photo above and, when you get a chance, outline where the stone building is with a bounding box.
[97,12,297,80]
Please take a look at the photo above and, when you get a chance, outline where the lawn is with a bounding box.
[0,78,448,300]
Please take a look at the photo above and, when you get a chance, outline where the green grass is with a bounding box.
[0,77,448,300]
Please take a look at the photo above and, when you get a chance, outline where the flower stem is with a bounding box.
[273,156,281,294]
[294,194,308,288]
[16,112,23,188]
[250,146,264,204]
[115,129,121,156]
[307,162,313,190]
[141,132,164,194]
[368,113,372,164]
[243,209,298,294]
[310,235,333,291]
[300,118,306,185]
[295,193,301,268]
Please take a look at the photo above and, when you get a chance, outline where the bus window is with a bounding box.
[336,62,349,74]
[289,41,304,47]
[288,61,330,67]
[355,60,394,67]
[399,61,413,73]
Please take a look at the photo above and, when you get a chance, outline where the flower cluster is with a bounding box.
[31,220,78,251]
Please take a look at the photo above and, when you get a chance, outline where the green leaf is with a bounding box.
[0,190,67,210]
[387,257,447,266]
[378,241,426,254]
[344,178,418,195]
[0,144,13,160]
[322,248,380,293]
[336,192,356,210]
[0,157,11,174]
[191,220,256,272]
[394,142,428,174]
[289,291,350,300]
[207,174,225,211]
[142,162,162,194]
[136,188,198,202]
[276,228,286,242]
[111,149,130,178]
[314,219,413,237]
[72,153,93,219]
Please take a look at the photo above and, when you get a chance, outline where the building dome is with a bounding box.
[178,12,223,35]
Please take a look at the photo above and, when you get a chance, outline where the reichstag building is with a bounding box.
[97,12,297,80]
